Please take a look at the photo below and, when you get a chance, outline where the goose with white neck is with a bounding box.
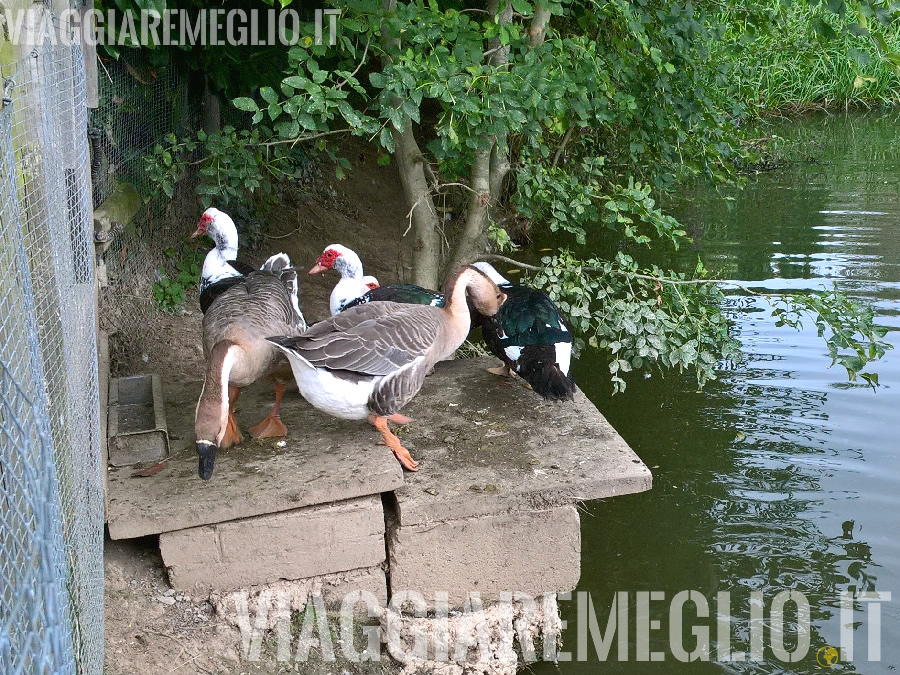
[268,265,506,471]
[194,253,307,480]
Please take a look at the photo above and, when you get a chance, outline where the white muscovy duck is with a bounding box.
[191,207,256,313]
[267,265,506,472]
[194,252,308,480]
[309,244,444,315]
[308,244,369,315]
[470,261,575,401]
[192,208,305,325]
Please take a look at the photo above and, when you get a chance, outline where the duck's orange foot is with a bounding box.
[373,416,419,472]
[486,364,512,377]
[221,413,243,448]
[248,414,287,439]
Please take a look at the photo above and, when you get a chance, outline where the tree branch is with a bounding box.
[260,128,352,147]
[529,2,552,47]
[479,254,771,295]
[335,37,370,91]
[550,126,575,169]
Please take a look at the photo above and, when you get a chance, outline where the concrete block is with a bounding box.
[210,565,388,629]
[160,496,386,592]
[387,504,581,607]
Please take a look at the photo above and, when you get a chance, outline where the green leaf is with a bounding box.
[232,97,258,112]
[510,0,532,15]
[260,87,279,105]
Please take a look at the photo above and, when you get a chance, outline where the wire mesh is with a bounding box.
[0,31,103,675]
[89,50,202,373]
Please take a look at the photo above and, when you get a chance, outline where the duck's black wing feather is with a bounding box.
[343,284,444,311]
[474,284,575,401]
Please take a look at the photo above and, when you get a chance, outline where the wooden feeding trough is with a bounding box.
[108,374,170,466]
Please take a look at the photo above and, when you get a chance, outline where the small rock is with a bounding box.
[141,353,149,363]
[155,595,176,606]
[163,588,176,597]
[424,488,438,496]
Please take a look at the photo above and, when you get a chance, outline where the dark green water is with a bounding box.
[535,113,900,674]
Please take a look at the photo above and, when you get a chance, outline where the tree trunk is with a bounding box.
[391,119,442,289]
[381,0,441,289]
[530,2,552,47]
[448,147,491,269]
[201,80,221,135]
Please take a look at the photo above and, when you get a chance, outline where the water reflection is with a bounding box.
[529,113,899,673]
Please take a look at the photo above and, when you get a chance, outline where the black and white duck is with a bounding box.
[192,208,256,313]
[309,244,443,314]
[194,252,308,480]
[471,261,575,401]
[267,265,506,472]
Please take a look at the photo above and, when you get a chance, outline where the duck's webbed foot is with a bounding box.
[249,381,288,439]
[368,412,412,425]
[486,364,512,377]
[248,415,287,439]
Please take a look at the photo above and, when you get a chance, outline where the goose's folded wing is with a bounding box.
[204,271,300,336]
[272,304,442,376]
[368,355,430,417]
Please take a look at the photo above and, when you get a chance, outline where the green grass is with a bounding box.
[713,4,900,113]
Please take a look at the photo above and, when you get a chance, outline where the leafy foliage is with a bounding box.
[532,251,741,393]
[716,1,900,111]
[143,126,308,216]
[135,0,896,387]
[152,246,203,313]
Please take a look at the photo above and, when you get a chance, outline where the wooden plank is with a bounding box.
[80,0,99,108]
[97,329,109,520]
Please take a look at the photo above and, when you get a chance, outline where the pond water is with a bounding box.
[534,112,900,673]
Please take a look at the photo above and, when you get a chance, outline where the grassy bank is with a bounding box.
[713,3,900,114]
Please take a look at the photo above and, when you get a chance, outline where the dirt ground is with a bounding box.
[103,140,433,675]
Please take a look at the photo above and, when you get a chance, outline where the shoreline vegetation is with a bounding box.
[717,3,900,115]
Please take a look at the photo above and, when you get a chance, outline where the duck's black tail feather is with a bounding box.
[518,346,576,401]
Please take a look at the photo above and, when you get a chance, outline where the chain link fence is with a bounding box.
[0,31,103,675]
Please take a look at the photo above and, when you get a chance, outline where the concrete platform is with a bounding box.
[387,504,582,605]
[160,495,386,591]
[392,358,653,527]
[106,380,405,539]
[107,357,651,540]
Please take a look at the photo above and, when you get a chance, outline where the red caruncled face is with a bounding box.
[191,212,213,238]
[309,248,342,274]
